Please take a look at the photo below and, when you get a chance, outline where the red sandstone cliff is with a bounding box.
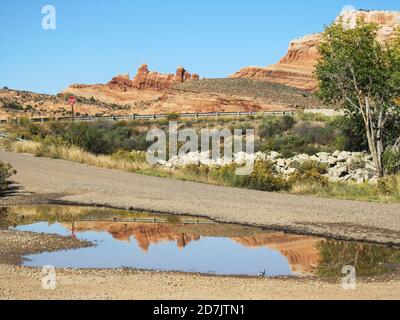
[231,10,400,91]
[108,64,199,91]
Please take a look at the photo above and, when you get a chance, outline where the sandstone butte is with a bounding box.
[230,10,400,91]
[108,64,200,91]
[63,63,296,115]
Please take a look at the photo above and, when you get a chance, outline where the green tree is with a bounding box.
[315,19,400,176]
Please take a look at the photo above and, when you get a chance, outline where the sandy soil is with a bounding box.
[1,263,399,300]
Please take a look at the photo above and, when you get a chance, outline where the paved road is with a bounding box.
[1,150,400,244]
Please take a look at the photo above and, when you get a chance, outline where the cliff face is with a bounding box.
[231,10,400,91]
[108,64,199,91]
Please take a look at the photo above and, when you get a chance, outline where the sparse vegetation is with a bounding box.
[0,161,16,192]
[2,113,400,203]
[174,78,322,108]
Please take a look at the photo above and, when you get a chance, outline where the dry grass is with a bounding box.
[291,177,400,203]
[3,140,151,172]
[2,139,400,204]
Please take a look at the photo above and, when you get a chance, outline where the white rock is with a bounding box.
[316,152,331,160]
[328,164,348,177]
[268,151,281,160]
[332,150,341,157]
[276,158,286,167]
[327,156,338,166]
[295,154,311,163]
[283,168,297,175]
[337,151,351,161]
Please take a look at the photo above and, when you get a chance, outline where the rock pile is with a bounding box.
[156,150,379,184]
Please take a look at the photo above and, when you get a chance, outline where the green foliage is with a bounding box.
[258,116,295,139]
[211,161,291,192]
[383,148,400,175]
[316,20,400,175]
[260,135,319,158]
[290,160,328,185]
[111,150,147,164]
[316,21,393,108]
[2,100,23,110]
[293,122,337,146]
[378,175,399,195]
[182,161,290,192]
[329,115,368,151]
[0,161,16,191]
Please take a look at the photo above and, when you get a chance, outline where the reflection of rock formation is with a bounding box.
[65,221,321,274]
[66,222,200,251]
[232,234,320,274]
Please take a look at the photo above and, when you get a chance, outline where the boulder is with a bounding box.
[328,164,348,177]
[337,151,351,162]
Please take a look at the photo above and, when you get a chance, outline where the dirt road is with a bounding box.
[1,150,400,244]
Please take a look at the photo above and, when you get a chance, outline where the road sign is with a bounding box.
[68,96,76,105]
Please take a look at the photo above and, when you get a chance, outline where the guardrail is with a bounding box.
[0,110,297,124]
[16,216,217,225]
[0,132,26,142]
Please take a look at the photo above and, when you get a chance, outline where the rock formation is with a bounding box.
[231,10,400,91]
[64,221,323,274]
[232,234,321,274]
[108,64,199,91]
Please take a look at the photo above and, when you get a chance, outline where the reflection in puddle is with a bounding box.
[2,206,400,277]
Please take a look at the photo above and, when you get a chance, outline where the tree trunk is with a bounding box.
[363,97,384,177]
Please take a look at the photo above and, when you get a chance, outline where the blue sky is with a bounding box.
[0,0,399,94]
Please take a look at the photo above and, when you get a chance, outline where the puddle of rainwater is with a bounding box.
[1,205,400,277]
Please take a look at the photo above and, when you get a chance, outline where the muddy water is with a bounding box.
[2,205,400,277]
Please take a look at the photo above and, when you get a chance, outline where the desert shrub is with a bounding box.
[293,122,337,146]
[111,150,147,164]
[330,115,368,152]
[383,148,400,175]
[378,175,399,196]
[43,122,150,155]
[182,164,211,176]
[289,160,328,185]
[296,111,332,122]
[182,161,290,192]
[260,135,319,158]
[258,116,295,139]
[3,100,23,111]
[166,112,180,121]
[213,161,291,192]
[0,161,16,191]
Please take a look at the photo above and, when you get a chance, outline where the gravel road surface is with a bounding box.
[1,150,400,244]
